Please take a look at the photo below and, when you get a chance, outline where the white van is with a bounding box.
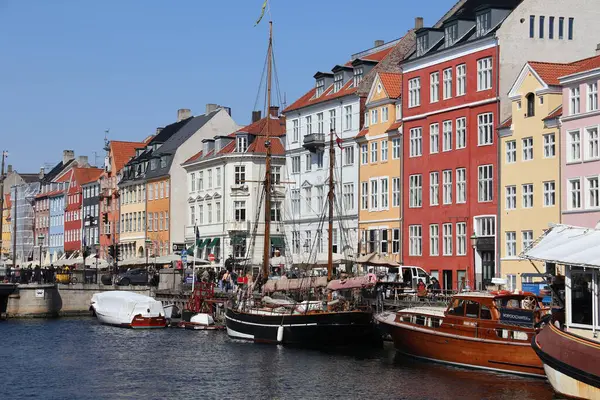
[375,265,431,290]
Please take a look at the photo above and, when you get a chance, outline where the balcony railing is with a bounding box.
[302,133,325,152]
[226,220,251,232]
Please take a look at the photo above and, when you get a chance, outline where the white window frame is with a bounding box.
[430,72,439,103]
[456,64,466,96]
[569,178,582,210]
[477,57,492,91]
[586,126,599,160]
[456,117,466,149]
[443,68,452,99]
[456,222,466,256]
[442,223,453,256]
[392,177,401,207]
[478,112,494,146]
[478,164,493,202]
[506,185,516,210]
[442,120,452,151]
[505,140,516,163]
[381,140,388,162]
[456,168,466,204]
[543,181,556,207]
[506,231,516,257]
[588,83,598,112]
[570,86,581,115]
[371,141,378,163]
[568,130,582,162]
[522,137,533,161]
[587,176,599,209]
[430,123,439,154]
[408,77,421,108]
[429,224,439,256]
[522,183,534,208]
[392,138,401,159]
[409,225,422,256]
[442,170,452,205]
[543,133,556,158]
[409,127,422,157]
[430,171,439,206]
[409,174,422,208]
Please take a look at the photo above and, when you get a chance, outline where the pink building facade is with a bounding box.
[560,56,600,228]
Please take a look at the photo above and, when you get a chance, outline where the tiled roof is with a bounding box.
[355,128,369,139]
[359,47,394,62]
[217,141,236,156]
[55,170,72,183]
[235,115,286,137]
[543,105,563,121]
[561,55,600,78]
[75,167,103,185]
[379,72,402,99]
[386,121,403,132]
[246,136,285,155]
[284,79,357,113]
[110,141,145,172]
[184,150,203,164]
[528,62,583,86]
[498,116,512,129]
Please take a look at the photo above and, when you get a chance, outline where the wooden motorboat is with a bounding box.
[90,291,167,329]
[376,291,549,377]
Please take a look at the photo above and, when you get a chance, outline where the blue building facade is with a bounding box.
[49,193,65,259]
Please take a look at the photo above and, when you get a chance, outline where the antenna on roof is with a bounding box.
[103,129,110,152]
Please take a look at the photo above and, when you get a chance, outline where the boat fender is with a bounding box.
[277,325,284,343]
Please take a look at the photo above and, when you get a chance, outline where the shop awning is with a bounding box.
[271,236,285,247]
[520,224,600,269]
[209,238,220,247]
[198,238,211,249]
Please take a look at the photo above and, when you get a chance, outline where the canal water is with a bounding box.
[1,318,557,400]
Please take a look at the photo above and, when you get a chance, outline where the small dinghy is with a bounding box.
[177,313,225,331]
[90,291,167,329]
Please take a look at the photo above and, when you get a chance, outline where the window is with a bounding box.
[353,67,364,87]
[588,83,598,112]
[316,78,325,97]
[587,127,599,160]
[416,34,428,56]
[588,177,599,208]
[548,16,555,39]
[409,175,422,208]
[382,107,389,123]
[443,223,453,255]
[215,202,221,222]
[568,130,581,162]
[569,178,582,210]
[236,135,248,153]
[392,229,400,254]
[478,113,493,145]
[522,137,533,161]
[445,23,458,46]
[270,202,281,222]
[456,64,466,96]
[292,119,299,142]
[234,166,246,185]
[442,170,452,205]
[343,183,354,210]
[456,222,466,256]
[544,134,555,158]
[476,11,491,36]
[271,166,281,185]
[343,146,354,165]
[344,106,352,131]
[529,15,535,38]
[539,16,545,38]
[430,224,439,256]
[198,172,204,191]
[456,117,466,149]
[544,181,556,207]
[333,73,343,93]
[522,230,534,251]
[570,87,580,115]
[392,177,401,207]
[305,116,312,135]
[234,201,246,221]
[370,179,378,210]
[526,93,535,117]
[370,142,378,163]
[291,156,300,174]
[392,138,401,159]
[443,68,452,99]
[506,232,516,257]
[381,141,388,161]
[316,152,324,169]
[361,182,368,210]
[361,144,368,165]
[207,169,213,189]
[315,185,324,209]
[430,172,439,206]
[380,178,389,209]
[291,189,300,214]
[329,109,337,132]
[429,123,439,154]
[456,168,466,204]
[408,78,421,107]
[477,57,492,91]
[568,17,574,40]
[430,72,439,103]
[395,103,401,120]
[316,112,324,134]
[409,225,422,256]
[198,205,203,225]
[478,165,493,202]
[442,120,452,151]
[409,127,422,157]
[304,187,312,212]
[506,185,516,210]
[522,184,534,208]
[559,17,564,39]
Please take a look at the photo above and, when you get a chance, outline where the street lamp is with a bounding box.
[94,240,100,284]
[38,234,45,274]
[145,239,152,270]
[470,233,478,291]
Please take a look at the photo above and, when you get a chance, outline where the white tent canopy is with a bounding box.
[521,224,600,268]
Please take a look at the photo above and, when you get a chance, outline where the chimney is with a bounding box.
[374,40,384,47]
[205,104,219,114]
[415,17,424,30]
[7,164,12,173]
[177,108,191,122]
[39,167,45,180]
[63,150,75,165]
[596,43,600,55]
[269,106,279,118]
[77,156,88,166]
[156,127,163,135]
[252,111,262,123]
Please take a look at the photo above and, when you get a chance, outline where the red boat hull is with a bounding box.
[130,315,167,329]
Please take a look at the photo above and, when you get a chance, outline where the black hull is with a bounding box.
[225,308,380,347]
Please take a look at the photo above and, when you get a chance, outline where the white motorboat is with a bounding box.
[90,291,167,329]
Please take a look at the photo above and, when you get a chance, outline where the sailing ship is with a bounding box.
[376,291,549,377]
[224,20,378,347]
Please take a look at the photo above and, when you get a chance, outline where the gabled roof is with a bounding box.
[498,116,512,129]
[75,167,103,185]
[543,105,563,121]
[528,61,583,86]
[149,117,193,145]
[110,141,145,172]
[355,128,369,139]
[386,121,403,132]
[235,115,286,137]
[284,79,357,113]
[379,72,402,99]
[41,159,75,184]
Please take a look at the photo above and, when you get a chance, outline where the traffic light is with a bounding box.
[116,245,121,261]
[108,245,115,259]
[103,213,108,224]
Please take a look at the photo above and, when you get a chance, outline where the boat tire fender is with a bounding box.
[277,325,284,343]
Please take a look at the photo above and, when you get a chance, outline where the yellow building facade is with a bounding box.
[118,182,147,260]
[500,62,563,290]
[2,194,11,257]
[357,72,403,261]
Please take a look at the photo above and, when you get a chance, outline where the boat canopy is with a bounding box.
[327,273,377,291]
[520,224,600,269]
[262,276,328,293]
[356,253,400,267]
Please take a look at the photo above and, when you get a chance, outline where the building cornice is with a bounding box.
[559,68,600,85]
[403,97,498,122]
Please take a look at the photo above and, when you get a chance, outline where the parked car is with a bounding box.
[115,268,148,286]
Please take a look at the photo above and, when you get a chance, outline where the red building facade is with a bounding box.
[402,25,500,290]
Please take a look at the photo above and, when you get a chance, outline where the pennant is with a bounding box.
[255,0,268,26]
[195,226,201,247]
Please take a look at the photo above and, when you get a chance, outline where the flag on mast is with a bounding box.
[255,0,268,26]
[195,226,201,258]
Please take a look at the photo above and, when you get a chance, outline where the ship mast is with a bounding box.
[261,21,273,282]
[327,129,335,281]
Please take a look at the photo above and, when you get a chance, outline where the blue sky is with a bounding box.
[0,0,453,172]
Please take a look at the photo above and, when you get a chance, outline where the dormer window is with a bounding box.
[160,156,167,168]
[416,35,428,57]
[316,78,325,97]
[150,159,157,170]
[445,23,458,47]
[353,67,364,87]
[236,135,248,153]
[476,11,491,36]
[333,73,343,93]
